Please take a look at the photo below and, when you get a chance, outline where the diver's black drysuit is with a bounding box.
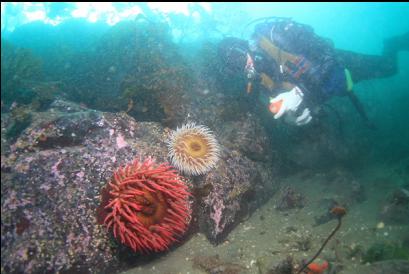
[252,19,406,95]
[246,19,408,124]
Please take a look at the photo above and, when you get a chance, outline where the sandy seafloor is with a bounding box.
[121,162,409,274]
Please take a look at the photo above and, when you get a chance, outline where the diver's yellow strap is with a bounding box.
[259,36,299,65]
[344,68,354,91]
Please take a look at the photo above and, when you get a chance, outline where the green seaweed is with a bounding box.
[363,242,409,263]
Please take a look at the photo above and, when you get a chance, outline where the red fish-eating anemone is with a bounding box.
[97,158,191,253]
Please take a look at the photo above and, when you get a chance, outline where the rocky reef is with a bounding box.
[1,18,364,274]
[1,98,278,273]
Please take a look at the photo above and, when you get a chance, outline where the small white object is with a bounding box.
[376,222,385,229]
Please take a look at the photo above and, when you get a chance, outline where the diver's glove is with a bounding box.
[284,108,312,126]
[269,86,312,126]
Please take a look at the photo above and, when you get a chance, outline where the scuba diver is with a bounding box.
[218,17,408,127]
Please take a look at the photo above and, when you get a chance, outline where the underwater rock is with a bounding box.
[379,187,409,224]
[1,113,14,154]
[1,39,43,108]
[0,100,174,273]
[276,186,305,211]
[175,89,279,244]
[5,105,33,141]
[198,149,277,243]
[280,119,352,171]
[67,19,191,126]
[266,256,295,274]
[314,199,343,226]
[175,101,279,244]
[1,99,278,273]
[219,112,272,162]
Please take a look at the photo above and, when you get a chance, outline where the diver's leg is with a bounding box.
[383,31,409,58]
[335,31,408,83]
[335,50,397,83]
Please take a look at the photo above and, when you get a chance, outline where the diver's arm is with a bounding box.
[281,81,295,90]
[259,73,295,92]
